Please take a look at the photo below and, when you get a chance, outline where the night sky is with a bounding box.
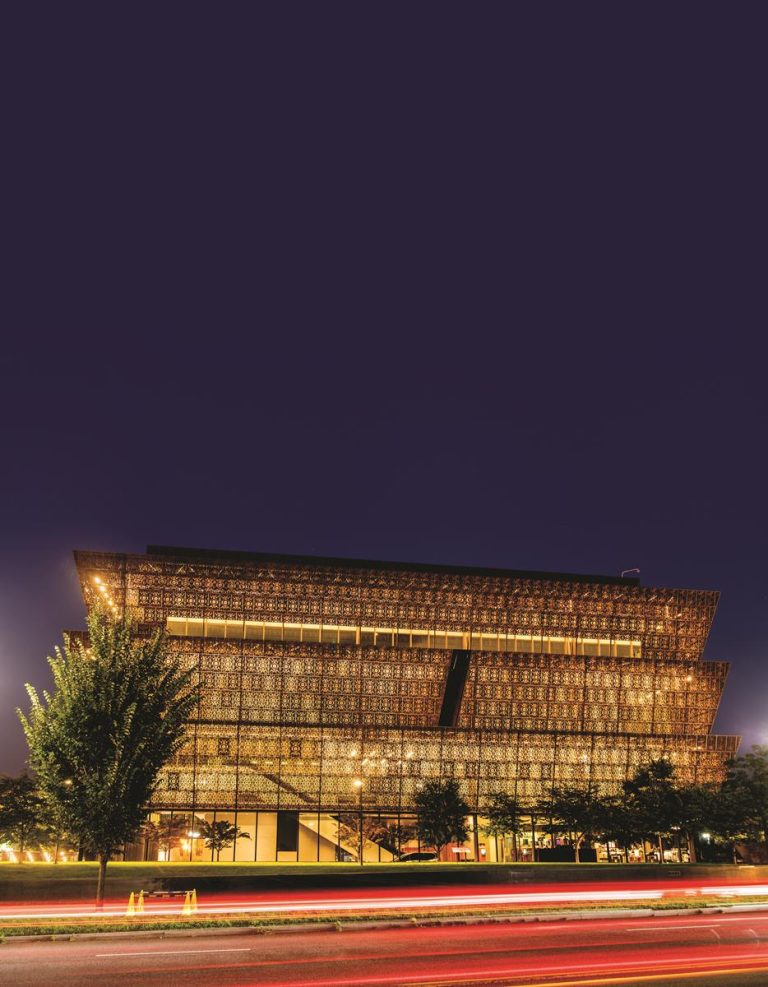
[1,6,766,776]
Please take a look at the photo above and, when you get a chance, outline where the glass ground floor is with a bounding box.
[121,808,693,864]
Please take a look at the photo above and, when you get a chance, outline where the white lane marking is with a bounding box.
[627,924,722,930]
[96,947,252,957]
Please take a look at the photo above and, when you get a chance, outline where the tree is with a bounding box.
[676,783,720,863]
[414,779,470,859]
[0,774,52,857]
[18,606,199,904]
[597,795,647,862]
[537,783,607,862]
[622,758,682,862]
[199,819,251,861]
[140,814,190,860]
[722,746,768,847]
[482,792,523,861]
[335,814,414,861]
[374,821,416,859]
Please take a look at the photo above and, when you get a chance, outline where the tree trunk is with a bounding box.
[687,833,697,863]
[574,839,581,864]
[657,834,665,863]
[96,855,108,907]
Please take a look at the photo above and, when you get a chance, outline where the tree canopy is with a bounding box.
[538,783,606,862]
[723,745,768,846]
[199,819,250,860]
[0,774,52,856]
[622,758,682,859]
[482,792,523,839]
[18,606,199,902]
[414,778,470,857]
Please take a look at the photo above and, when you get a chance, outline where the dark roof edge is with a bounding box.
[145,544,641,586]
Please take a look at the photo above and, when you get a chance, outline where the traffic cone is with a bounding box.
[137,890,145,914]
[126,892,135,917]
[190,889,198,914]
[182,890,192,915]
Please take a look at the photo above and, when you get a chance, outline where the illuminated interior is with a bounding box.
[165,616,642,658]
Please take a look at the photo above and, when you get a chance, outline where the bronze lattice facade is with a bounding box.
[73,546,739,862]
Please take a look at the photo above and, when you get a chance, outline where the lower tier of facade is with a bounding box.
[154,723,739,815]
[125,807,695,865]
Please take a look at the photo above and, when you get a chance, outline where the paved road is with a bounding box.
[5,911,768,986]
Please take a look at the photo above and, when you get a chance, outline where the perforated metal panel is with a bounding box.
[73,548,739,813]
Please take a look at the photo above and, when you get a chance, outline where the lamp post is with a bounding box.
[353,779,364,865]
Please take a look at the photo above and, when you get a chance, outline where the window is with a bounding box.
[218,738,231,756]
[167,772,179,791]
[163,617,640,658]
[289,740,302,758]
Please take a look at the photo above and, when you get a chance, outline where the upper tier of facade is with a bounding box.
[73,546,731,739]
[75,545,718,664]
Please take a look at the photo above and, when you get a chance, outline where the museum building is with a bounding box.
[73,546,739,863]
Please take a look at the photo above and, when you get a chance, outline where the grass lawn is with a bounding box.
[0,860,494,883]
[0,859,749,882]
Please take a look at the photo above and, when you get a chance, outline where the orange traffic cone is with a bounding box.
[182,890,192,915]
[190,889,198,914]
[126,892,135,917]
[137,890,145,914]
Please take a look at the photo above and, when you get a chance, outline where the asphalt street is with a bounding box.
[5,911,768,987]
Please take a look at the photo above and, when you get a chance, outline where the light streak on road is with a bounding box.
[6,911,768,986]
[3,879,768,923]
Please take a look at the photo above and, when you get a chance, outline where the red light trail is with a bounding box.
[5,910,768,985]
[2,876,768,922]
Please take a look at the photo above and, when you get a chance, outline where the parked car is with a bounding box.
[398,851,438,861]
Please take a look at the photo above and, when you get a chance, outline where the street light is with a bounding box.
[352,779,363,865]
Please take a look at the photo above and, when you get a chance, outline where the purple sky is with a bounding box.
[1,6,766,775]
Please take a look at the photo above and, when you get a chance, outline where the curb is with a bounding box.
[4,903,768,945]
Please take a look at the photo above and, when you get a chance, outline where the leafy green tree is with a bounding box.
[598,795,647,862]
[0,774,53,857]
[676,783,720,862]
[375,821,416,859]
[538,783,607,862]
[482,792,523,860]
[140,814,190,859]
[199,819,251,861]
[414,779,470,859]
[18,606,199,903]
[622,758,682,862]
[722,746,768,847]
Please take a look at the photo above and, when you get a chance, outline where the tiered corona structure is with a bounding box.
[73,546,739,863]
